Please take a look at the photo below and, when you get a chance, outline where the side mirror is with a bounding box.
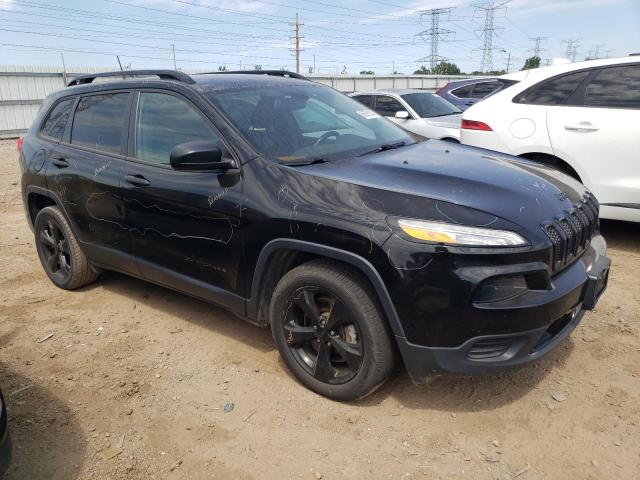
[170,141,236,171]
[394,110,410,120]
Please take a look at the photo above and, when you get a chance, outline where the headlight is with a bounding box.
[397,219,527,247]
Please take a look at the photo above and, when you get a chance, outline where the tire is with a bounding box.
[33,206,98,290]
[270,259,395,401]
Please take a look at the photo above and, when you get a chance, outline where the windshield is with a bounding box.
[206,83,412,163]
[400,92,461,118]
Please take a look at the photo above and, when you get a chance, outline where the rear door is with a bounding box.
[122,90,244,309]
[45,91,134,271]
[546,63,640,208]
[373,94,423,134]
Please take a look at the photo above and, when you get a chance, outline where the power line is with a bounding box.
[415,8,455,71]
[562,38,581,62]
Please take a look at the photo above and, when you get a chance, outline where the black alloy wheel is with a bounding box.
[37,217,72,284]
[283,286,364,384]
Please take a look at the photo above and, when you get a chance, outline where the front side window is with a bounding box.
[400,92,460,118]
[374,95,405,117]
[40,98,74,140]
[514,70,591,106]
[71,93,130,155]
[207,83,411,163]
[585,64,640,109]
[135,92,220,165]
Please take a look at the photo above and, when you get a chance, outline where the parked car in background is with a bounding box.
[19,70,610,401]
[437,77,520,110]
[460,56,640,223]
[350,89,462,141]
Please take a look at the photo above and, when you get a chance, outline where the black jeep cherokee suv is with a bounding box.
[19,70,610,401]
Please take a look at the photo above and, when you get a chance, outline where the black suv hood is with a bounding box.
[298,141,586,231]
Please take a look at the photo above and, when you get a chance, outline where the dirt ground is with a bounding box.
[0,138,638,480]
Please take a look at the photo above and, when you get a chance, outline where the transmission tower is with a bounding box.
[415,8,454,71]
[529,36,547,58]
[289,13,304,74]
[563,38,580,62]
[473,1,510,73]
[589,44,605,59]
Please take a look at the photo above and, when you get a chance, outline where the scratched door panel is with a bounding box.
[122,164,243,295]
[46,142,130,254]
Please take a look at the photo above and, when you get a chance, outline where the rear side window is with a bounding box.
[514,70,591,106]
[374,95,404,117]
[352,95,375,109]
[470,81,501,99]
[585,64,640,109]
[40,98,74,140]
[135,92,220,165]
[451,85,473,98]
[71,93,130,155]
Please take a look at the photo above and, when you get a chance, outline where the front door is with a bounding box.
[122,90,244,310]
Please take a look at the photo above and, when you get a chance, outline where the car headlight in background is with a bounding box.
[397,219,527,247]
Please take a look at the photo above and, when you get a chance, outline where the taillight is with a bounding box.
[461,119,492,131]
[17,137,23,152]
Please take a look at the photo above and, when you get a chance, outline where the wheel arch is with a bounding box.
[248,239,405,338]
[26,186,62,229]
[518,152,583,182]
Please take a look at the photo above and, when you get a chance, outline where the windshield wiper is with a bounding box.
[359,141,407,157]
[429,112,461,117]
[283,157,328,167]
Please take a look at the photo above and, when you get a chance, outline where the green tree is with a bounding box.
[414,65,430,74]
[521,56,541,70]
[217,65,227,71]
[253,65,262,71]
[432,61,461,75]
[359,70,375,75]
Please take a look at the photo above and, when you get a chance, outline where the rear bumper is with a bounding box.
[397,235,610,382]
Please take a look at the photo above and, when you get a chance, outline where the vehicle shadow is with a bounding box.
[600,219,640,253]
[0,361,87,480]
[361,337,575,411]
[89,272,276,354]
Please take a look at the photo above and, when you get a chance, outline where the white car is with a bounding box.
[460,56,640,222]
[350,89,462,141]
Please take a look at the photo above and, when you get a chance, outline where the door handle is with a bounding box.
[124,174,150,187]
[564,123,599,132]
[50,157,69,168]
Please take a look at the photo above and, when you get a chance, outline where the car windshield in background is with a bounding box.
[401,92,461,118]
[206,84,412,163]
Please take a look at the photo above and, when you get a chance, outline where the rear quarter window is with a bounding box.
[40,98,75,141]
[450,85,473,98]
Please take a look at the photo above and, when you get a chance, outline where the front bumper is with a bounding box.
[397,235,610,382]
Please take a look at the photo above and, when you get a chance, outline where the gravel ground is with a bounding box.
[0,138,638,479]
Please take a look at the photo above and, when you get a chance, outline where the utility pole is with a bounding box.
[473,1,510,73]
[116,55,125,79]
[60,52,67,85]
[313,54,316,75]
[563,38,580,62]
[415,7,454,72]
[529,36,547,58]
[171,44,177,70]
[290,13,303,74]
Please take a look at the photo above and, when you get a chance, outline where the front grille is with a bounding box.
[543,193,599,271]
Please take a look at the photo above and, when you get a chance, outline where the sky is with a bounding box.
[0,0,638,75]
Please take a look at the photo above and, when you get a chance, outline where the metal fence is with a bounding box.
[0,65,472,138]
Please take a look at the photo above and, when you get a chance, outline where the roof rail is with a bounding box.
[201,70,309,81]
[66,70,195,87]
